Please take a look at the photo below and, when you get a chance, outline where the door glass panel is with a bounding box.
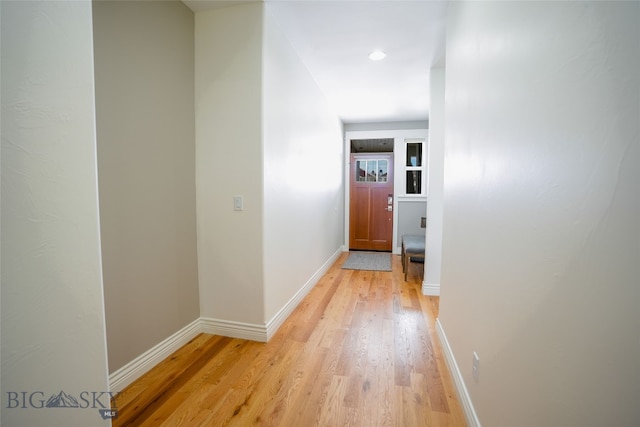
[356,158,389,183]
[366,160,377,182]
[406,143,422,167]
[356,160,367,182]
[378,160,388,182]
[406,171,422,194]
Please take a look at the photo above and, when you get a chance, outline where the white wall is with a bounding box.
[262,6,344,323]
[344,121,429,132]
[424,68,445,291]
[195,3,265,325]
[396,200,427,241]
[195,3,344,331]
[1,2,111,425]
[93,0,200,374]
[439,2,640,426]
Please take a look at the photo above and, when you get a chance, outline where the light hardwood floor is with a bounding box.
[112,252,466,426]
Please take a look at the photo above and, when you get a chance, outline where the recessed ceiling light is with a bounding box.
[368,50,387,61]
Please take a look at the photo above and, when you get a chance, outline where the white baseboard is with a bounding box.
[109,318,201,391]
[435,318,481,427]
[199,317,267,342]
[422,282,440,296]
[265,247,342,340]
[108,249,343,392]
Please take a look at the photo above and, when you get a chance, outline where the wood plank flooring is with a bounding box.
[111,253,466,426]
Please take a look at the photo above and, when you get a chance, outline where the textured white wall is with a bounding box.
[1,2,111,425]
[262,7,344,323]
[439,2,640,426]
[425,68,445,289]
[195,4,265,324]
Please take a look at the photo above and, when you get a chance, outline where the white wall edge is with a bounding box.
[265,247,343,340]
[397,196,428,202]
[109,317,201,392]
[422,282,440,296]
[435,318,482,427]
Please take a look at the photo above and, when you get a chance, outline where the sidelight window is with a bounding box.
[404,140,425,195]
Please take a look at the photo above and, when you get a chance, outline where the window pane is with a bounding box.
[406,143,422,167]
[356,160,367,182]
[355,158,391,183]
[366,160,377,182]
[406,170,422,194]
[378,160,388,182]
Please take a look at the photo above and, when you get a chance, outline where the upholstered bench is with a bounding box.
[401,234,425,281]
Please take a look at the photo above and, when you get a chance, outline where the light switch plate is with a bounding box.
[472,352,480,382]
[233,195,243,211]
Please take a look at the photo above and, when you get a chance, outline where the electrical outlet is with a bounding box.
[472,352,480,383]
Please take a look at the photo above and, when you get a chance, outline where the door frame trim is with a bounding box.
[344,129,428,254]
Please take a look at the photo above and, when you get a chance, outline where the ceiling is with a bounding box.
[350,138,394,153]
[182,0,449,124]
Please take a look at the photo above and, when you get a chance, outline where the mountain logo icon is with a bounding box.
[45,391,80,408]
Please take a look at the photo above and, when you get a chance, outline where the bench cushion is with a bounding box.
[402,235,425,255]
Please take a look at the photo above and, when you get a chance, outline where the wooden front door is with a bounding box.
[349,153,394,251]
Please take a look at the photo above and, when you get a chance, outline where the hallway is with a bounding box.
[113,253,465,426]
